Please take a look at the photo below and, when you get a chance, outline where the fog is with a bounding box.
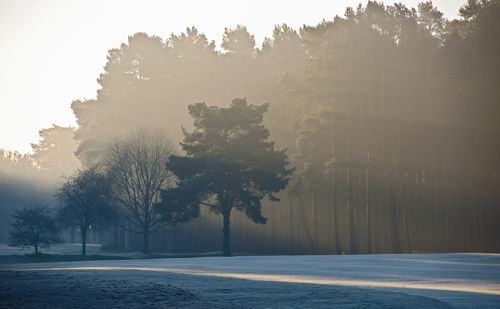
[1,0,499,254]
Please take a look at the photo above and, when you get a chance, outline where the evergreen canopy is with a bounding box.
[157,98,292,256]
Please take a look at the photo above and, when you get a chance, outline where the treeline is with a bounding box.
[0,151,52,243]
[8,105,289,257]
[0,126,79,243]
[2,0,500,254]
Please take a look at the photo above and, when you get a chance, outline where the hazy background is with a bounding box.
[1,0,498,254]
[1,0,464,153]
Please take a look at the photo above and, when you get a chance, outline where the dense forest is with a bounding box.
[1,0,499,254]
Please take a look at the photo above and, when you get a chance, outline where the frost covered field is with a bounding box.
[1,253,499,308]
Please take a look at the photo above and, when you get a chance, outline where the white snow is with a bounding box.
[3,253,500,308]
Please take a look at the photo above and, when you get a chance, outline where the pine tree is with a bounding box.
[157,98,292,256]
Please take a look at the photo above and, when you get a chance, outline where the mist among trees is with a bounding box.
[1,0,499,255]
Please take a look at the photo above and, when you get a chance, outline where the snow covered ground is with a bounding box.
[1,253,499,308]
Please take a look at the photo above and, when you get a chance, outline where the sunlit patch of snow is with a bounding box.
[4,253,500,308]
[16,266,500,296]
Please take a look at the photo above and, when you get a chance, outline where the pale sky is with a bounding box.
[0,0,464,153]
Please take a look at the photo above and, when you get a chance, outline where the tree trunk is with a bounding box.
[366,152,372,254]
[311,188,317,251]
[297,195,315,252]
[380,58,385,113]
[401,179,412,253]
[81,227,87,256]
[347,167,357,254]
[222,208,231,256]
[390,151,402,254]
[143,228,150,254]
[403,205,412,253]
[331,171,342,255]
[34,243,39,255]
[288,199,293,253]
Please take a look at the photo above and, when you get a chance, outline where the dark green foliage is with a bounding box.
[9,206,60,254]
[56,166,114,256]
[157,98,292,256]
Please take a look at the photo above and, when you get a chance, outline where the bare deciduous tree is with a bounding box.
[105,130,174,254]
[9,206,60,254]
[56,165,113,256]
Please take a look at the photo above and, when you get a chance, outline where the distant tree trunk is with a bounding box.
[34,243,39,255]
[380,58,385,113]
[113,225,119,249]
[81,226,87,256]
[331,171,342,254]
[401,181,412,253]
[143,207,150,254]
[297,195,315,252]
[390,149,402,254]
[446,147,454,251]
[311,188,317,251]
[452,151,459,251]
[222,207,232,256]
[403,206,412,253]
[143,228,150,254]
[366,152,372,254]
[430,144,438,252]
[288,199,293,253]
[329,117,341,254]
[347,167,357,254]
